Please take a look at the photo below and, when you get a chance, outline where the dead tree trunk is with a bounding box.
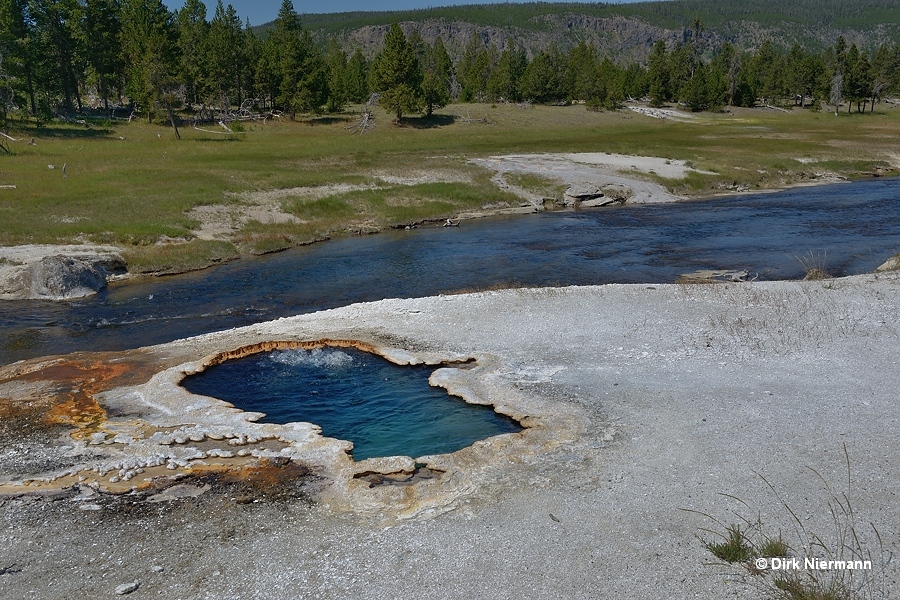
[166,107,181,140]
[347,109,375,134]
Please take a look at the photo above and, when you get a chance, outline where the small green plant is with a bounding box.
[704,524,755,563]
[773,573,846,600]
[758,535,791,560]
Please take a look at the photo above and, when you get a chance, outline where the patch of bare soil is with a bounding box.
[626,105,698,121]
[472,152,706,206]
[189,170,474,241]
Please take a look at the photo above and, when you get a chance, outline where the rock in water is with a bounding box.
[27,255,122,300]
[564,183,631,207]
[564,183,604,205]
[114,581,140,595]
[876,255,900,272]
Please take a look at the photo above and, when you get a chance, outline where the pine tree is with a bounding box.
[596,57,625,109]
[709,43,735,107]
[240,18,259,110]
[890,45,900,97]
[519,45,565,103]
[324,38,347,112]
[267,0,326,117]
[420,37,452,116]
[120,0,179,126]
[371,22,422,121]
[207,0,245,109]
[783,44,825,108]
[668,43,693,102]
[343,48,369,104]
[457,35,493,102]
[254,28,278,109]
[682,62,710,111]
[175,0,208,107]
[566,41,599,102]
[647,40,669,107]
[844,44,871,113]
[621,62,648,101]
[28,0,84,113]
[486,41,525,102]
[0,0,37,114]
[79,0,124,110]
[869,44,893,112]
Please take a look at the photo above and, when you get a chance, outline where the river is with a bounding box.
[1,178,898,365]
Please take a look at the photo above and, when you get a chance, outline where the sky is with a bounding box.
[161,0,647,27]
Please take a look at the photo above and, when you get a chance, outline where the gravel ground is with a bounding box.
[2,274,899,599]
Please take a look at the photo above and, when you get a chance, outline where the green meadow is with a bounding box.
[1,103,897,273]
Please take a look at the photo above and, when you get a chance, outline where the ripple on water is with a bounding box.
[3,178,900,365]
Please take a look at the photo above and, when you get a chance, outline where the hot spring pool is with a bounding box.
[180,346,522,461]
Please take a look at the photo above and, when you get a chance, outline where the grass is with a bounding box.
[704,524,756,563]
[122,239,239,275]
[797,250,831,280]
[1,102,898,273]
[504,172,569,203]
[687,446,892,600]
[282,179,519,226]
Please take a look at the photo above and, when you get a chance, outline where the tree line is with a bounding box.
[1,0,899,128]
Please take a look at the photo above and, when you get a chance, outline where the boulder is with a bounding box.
[564,183,604,206]
[566,183,631,207]
[26,254,125,300]
[581,196,626,207]
[601,185,631,202]
[565,183,605,201]
[678,269,752,283]
[876,255,900,272]
[114,581,140,595]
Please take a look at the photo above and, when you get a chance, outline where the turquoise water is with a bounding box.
[180,347,522,461]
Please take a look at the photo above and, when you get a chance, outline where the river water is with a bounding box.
[2,178,898,366]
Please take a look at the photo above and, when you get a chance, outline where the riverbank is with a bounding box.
[2,154,892,300]
[1,273,898,598]
[2,102,898,296]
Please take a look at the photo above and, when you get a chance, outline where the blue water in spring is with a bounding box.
[180,347,522,461]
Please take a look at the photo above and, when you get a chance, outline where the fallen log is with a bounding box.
[192,126,238,135]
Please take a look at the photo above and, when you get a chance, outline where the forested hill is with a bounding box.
[280,0,900,61]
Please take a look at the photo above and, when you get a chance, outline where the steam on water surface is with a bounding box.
[269,348,355,369]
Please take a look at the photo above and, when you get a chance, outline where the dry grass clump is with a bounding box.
[688,447,892,600]
[797,250,831,280]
